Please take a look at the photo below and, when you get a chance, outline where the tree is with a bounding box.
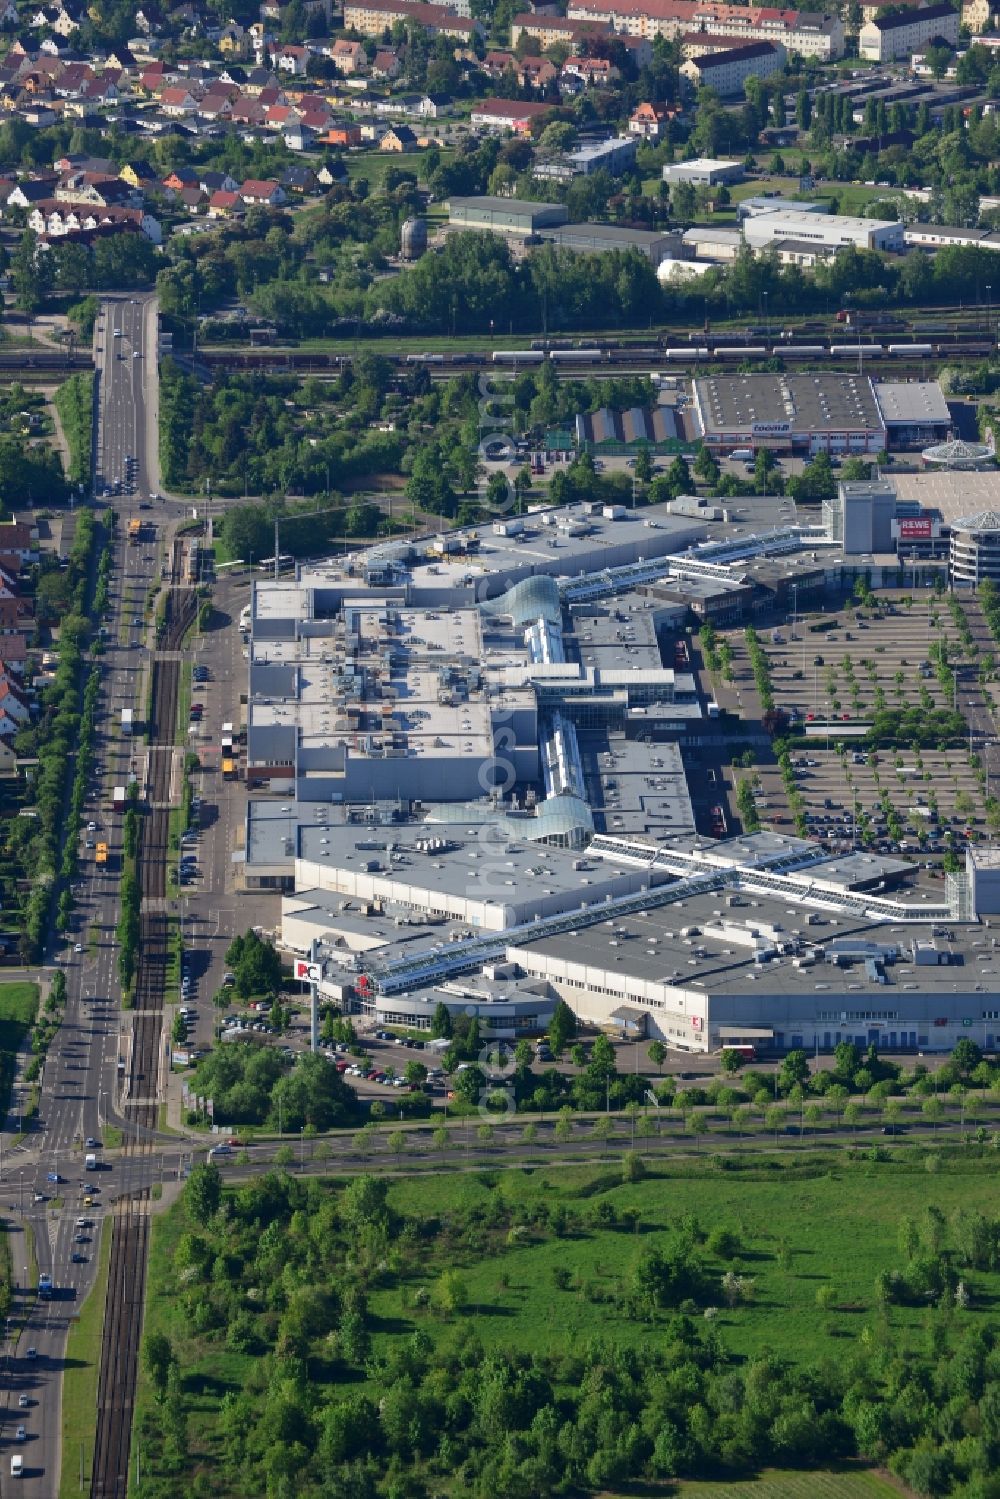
[693,444,720,485]
[548,998,577,1055]
[186,1161,222,1225]
[430,1001,452,1039]
[633,443,652,484]
[225,930,282,999]
[143,1331,174,1401]
[720,1048,743,1076]
[952,1038,982,1078]
[403,1060,427,1087]
[647,1040,667,1074]
[779,1049,810,1093]
[686,1113,708,1149]
[433,1269,467,1315]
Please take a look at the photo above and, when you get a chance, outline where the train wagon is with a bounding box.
[549,349,604,363]
[492,350,545,364]
[663,347,710,360]
[781,345,827,358]
[887,343,932,355]
[712,346,767,359]
[829,343,883,356]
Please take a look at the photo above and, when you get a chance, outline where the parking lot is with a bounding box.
[717,587,999,857]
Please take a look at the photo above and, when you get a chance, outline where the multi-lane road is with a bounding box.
[0,294,177,1494]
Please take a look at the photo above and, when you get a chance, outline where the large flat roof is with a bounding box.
[890,471,1000,521]
[514,885,989,1000]
[694,374,886,435]
[874,381,950,426]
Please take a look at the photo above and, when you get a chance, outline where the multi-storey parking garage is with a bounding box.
[950,511,1000,587]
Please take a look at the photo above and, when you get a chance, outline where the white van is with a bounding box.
[11,1455,23,1477]
[728,448,754,463]
[208,1143,233,1158]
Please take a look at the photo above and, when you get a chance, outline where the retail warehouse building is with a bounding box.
[692,373,888,456]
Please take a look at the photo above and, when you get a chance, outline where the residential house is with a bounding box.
[218,20,248,53]
[134,6,163,32]
[162,166,199,191]
[177,184,206,210]
[199,168,239,193]
[416,90,448,115]
[274,41,308,72]
[55,172,134,206]
[561,53,618,83]
[198,86,236,119]
[316,157,348,183]
[371,46,401,76]
[119,160,159,190]
[52,60,93,94]
[29,201,162,240]
[483,48,515,75]
[242,65,274,93]
[470,96,551,132]
[380,122,416,150]
[319,122,362,145]
[518,54,557,87]
[5,175,56,207]
[283,121,316,149]
[208,187,243,215]
[0,523,36,560]
[331,37,366,72]
[158,83,199,113]
[79,75,119,104]
[0,0,18,26]
[963,0,995,29]
[239,177,286,204]
[280,164,318,192]
[230,94,266,125]
[628,99,668,138]
[53,152,114,173]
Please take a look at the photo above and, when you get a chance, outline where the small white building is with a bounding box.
[742,208,905,253]
[662,157,745,188]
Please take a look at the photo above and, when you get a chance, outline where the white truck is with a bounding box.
[85,1152,97,1171]
[122,708,134,735]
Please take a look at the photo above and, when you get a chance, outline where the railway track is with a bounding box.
[91,543,196,1499]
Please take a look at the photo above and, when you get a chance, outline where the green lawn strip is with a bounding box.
[175,661,191,747]
[670,1469,903,1499]
[0,982,39,1122]
[59,1214,112,1499]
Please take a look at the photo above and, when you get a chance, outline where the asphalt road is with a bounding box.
[0,295,171,1496]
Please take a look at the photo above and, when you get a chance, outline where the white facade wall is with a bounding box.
[859,6,959,58]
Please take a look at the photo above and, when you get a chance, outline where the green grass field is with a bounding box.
[0,981,38,1123]
[136,1149,989,1495]
[671,1471,903,1498]
[376,1154,1000,1367]
[59,1215,112,1499]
